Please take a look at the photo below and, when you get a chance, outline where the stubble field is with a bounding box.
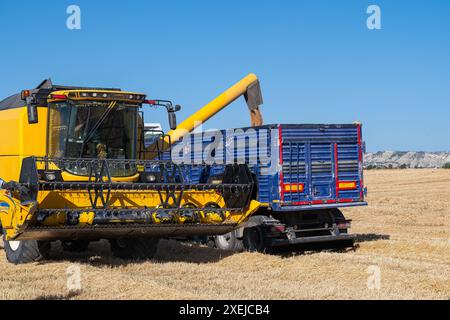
[0,169,449,300]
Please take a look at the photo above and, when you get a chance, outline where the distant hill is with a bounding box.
[364,151,450,169]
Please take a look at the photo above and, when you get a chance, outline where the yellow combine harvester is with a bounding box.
[0,76,262,264]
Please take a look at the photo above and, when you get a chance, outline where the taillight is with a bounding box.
[338,181,357,190]
[283,183,304,192]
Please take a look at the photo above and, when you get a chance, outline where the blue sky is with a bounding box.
[0,0,449,151]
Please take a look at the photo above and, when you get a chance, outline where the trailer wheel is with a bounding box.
[109,238,159,260]
[61,240,90,252]
[243,226,270,253]
[331,209,348,234]
[3,234,51,264]
[214,231,243,252]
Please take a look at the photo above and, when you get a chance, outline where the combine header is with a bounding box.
[0,78,261,263]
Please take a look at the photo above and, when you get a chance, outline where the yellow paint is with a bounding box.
[0,107,48,182]
[0,190,37,239]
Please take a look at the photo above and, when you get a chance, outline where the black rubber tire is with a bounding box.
[3,235,51,264]
[331,208,345,220]
[61,240,90,252]
[109,237,160,260]
[331,209,348,234]
[214,231,244,252]
[243,226,271,253]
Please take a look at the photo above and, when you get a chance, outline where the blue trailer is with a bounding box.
[148,123,367,251]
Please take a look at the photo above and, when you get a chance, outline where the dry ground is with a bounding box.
[0,169,449,300]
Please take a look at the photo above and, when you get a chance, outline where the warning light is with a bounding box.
[21,90,31,100]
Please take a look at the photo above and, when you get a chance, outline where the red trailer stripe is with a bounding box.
[278,125,284,202]
[357,123,364,200]
[334,143,339,199]
[357,123,362,161]
[286,199,344,206]
[291,201,310,206]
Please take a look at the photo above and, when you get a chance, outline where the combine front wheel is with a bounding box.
[109,238,160,260]
[3,235,51,264]
[214,231,244,252]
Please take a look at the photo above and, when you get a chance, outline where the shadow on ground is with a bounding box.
[274,233,390,257]
[353,233,390,243]
[43,239,234,267]
[40,233,391,266]
[35,290,82,300]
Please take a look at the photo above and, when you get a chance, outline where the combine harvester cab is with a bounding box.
[0,79,260,264]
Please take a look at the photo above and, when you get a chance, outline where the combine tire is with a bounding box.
[214,231,244,251]
[243,226,271,253]
[62,240,90,252]
[3,235,51,264]
[109,238,159,260]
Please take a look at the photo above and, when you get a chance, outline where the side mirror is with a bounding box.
[25,96,38,124]
[168,105,181,130]
[168,112,177,130]
[144,100,181,130]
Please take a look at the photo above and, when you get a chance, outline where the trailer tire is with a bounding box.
[3,235,51,264]
[62,240,90,252]
[214,231,244,252]
[243,226,271,253]
[109,238,159,260]
[331,209,348,234]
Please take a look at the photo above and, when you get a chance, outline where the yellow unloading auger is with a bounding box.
[163,73,264,147]
[0,76,262,263]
